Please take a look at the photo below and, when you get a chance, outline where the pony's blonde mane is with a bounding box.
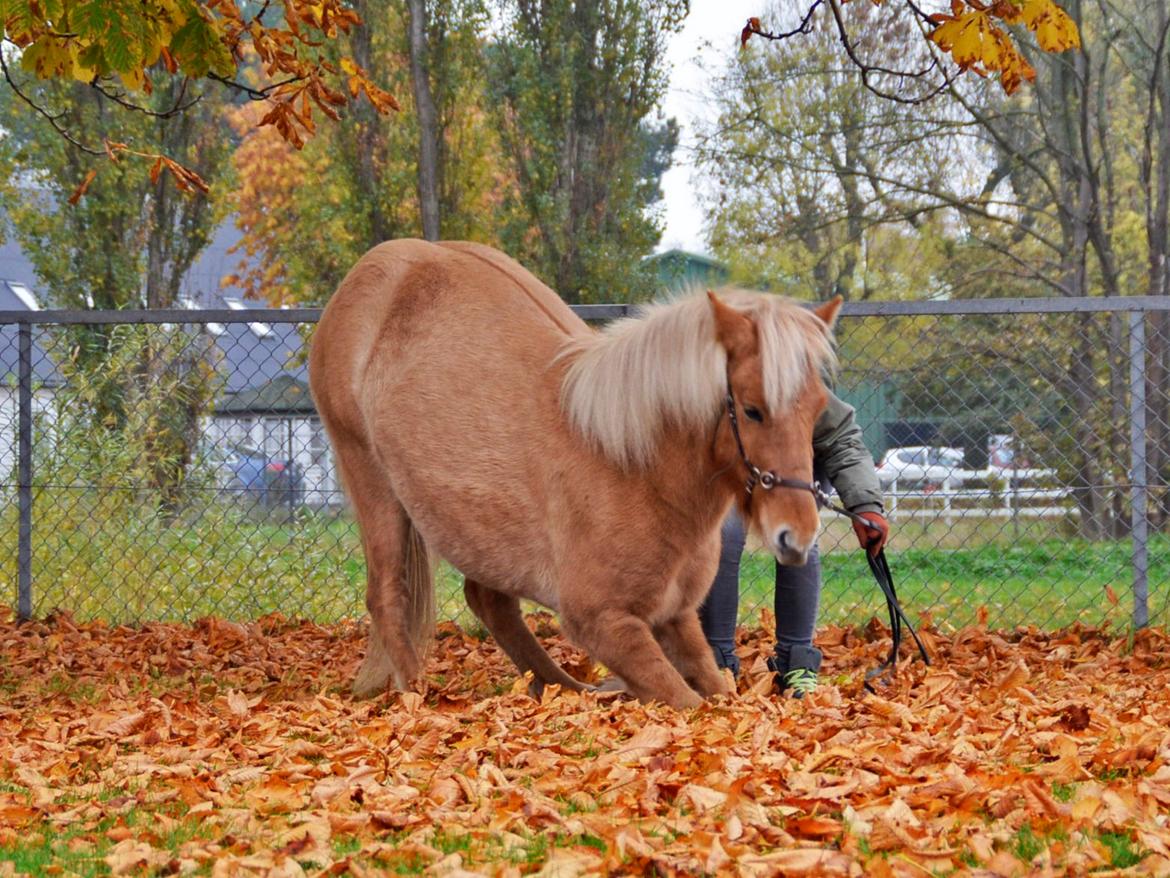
[559,289,837,469]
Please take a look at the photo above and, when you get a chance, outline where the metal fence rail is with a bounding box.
[2,297,1167,632]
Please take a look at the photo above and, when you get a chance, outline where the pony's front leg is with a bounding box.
[654,612,733,698]
[649,532,730,698]
[463,579,587,697]
[561,605,702,710]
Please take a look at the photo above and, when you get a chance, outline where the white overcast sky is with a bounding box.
[656,0,764,256]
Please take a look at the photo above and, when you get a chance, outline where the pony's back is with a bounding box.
[311,239,584,442]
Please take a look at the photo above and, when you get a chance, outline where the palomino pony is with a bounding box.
[309,240,841,709]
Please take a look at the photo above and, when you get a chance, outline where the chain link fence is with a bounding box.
[1,298,1166,633]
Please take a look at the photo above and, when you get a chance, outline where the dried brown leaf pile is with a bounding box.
[2,607,1170,877]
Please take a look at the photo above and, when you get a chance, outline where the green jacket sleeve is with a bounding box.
[812,391,884,514]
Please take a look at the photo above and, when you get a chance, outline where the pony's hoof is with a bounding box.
[701,671,735,698]
[351,663,393,699]
[351,678,388,699]
[595,675,628,693]
[672,691,704,710]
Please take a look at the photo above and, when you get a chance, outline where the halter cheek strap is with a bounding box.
[725,385,884,525]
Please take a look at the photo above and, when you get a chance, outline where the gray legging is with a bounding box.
[697,510,821,676]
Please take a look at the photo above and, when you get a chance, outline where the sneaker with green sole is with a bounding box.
[766,644,823,699]
[782,666,819,697]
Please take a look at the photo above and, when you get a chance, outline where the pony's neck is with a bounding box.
[560,290,834,475]
[643,415,741,541]
[559,296,726,471]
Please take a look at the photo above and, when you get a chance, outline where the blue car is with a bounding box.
[212,445,302,506]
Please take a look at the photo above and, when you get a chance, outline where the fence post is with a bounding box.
[1128,310,1149,630]
[17,322,32,621]
[286,417,295,520]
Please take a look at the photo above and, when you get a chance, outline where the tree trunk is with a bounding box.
[834,115,866,300]
[1062,171,1112,539]
[144,172,171,309]
[407,0,441,241]
[350,0,393,245]
[1069,316,1110,539]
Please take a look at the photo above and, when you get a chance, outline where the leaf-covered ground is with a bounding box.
[2,609,1170,877]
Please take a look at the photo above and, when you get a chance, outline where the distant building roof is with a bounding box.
[215,372,315,415]
[649,248,724,268]
[2,218,251,309]
[210,320,308,393]
[645,249,730,290]
[190,295,311,404]
[0,222,304,400]
[182,221,250,306]
[0,279,39,311]
[0,239,40,291]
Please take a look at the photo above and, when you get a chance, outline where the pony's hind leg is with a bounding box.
[561,606,703,710]
[463,580,587,697]
[352,509,433,697]
[654,612,732,698]
[333,442,435,697]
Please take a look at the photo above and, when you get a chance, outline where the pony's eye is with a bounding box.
[743,405,764,423]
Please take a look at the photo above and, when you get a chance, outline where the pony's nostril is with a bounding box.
[774,528,810,566]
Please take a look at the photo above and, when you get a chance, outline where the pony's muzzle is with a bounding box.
[774,527,811,566]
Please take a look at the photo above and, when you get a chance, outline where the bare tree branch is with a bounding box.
[89,77,202,118]
[743,0,823,41]
[0,48,105,156]
[742,0,955,105]
[206,72,307,101]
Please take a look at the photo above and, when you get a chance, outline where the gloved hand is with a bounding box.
[852,510,889,557]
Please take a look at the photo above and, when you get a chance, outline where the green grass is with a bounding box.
[1051,782,1076,803]
[0,815,584,877]
[740,532,1169,631]
[1097,830,1145,868]
[4,495,1166,631]
[0,805,216,877]
[1011,823,1045,862]
[2,496,376,623]
[332,835,364,858]
[333,828,591,874]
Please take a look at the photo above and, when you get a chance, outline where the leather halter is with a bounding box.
[725,385,888,527]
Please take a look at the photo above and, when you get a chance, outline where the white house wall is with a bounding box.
[0,388,56,485]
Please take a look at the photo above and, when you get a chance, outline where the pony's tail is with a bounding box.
[350,514,436,698]
[403,520,436,666]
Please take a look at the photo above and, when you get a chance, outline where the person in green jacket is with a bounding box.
[699,390,889,695]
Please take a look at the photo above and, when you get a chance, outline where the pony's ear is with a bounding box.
[812,295,843,329]
[707,290,758,358]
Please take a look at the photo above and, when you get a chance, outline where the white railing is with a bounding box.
[880,480,1073,521]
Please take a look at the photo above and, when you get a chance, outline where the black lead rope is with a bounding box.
[807,494,932,691]
[724,385,931,689]
[811,485,932,689]
[861,548,931,693]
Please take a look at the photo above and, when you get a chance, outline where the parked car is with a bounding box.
[984,434,1057,486]
[207,444,302,506]
[876,446,978,490]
